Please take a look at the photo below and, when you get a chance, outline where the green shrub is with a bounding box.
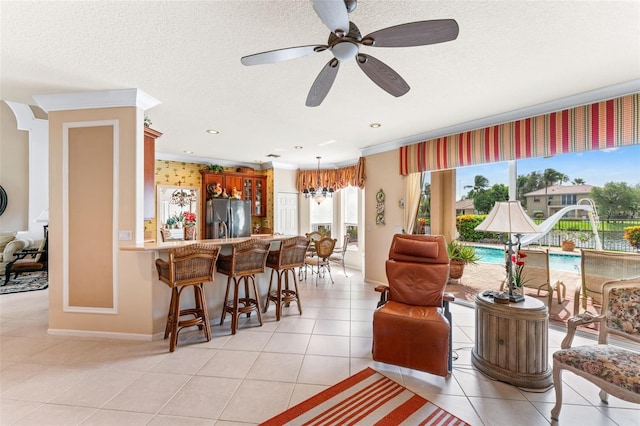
[456,214,498,242]
[624,226,640,249]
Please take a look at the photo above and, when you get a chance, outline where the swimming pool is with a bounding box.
[474,246,580,272]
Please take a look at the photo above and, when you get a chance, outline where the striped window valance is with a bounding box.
[399,93,639,175]
[296,157,366,192]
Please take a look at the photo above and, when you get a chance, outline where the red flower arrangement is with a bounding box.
[512,250,528,287]
[183,211,196,226]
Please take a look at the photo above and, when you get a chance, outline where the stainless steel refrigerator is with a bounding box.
[205,198,251,239]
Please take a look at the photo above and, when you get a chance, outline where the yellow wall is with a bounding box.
[146,160,274,239]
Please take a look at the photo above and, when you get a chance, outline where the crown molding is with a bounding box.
[4,101,48,130]
[33,88,161,113]
[155,151,270,171]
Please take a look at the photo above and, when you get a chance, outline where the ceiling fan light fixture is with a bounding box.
[331,42,358,62]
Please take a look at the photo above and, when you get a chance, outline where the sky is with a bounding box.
[453,144,640,200]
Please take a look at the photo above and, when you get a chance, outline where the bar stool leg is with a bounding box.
[264,269,277,313]
[231,277,240,334]
[275,270,283,320]
[164,287,177,339]
[290,269,303,315]
[169,286,183,352]
[220,277,232,326]
[250,275,263,327]
[195,283,212,341]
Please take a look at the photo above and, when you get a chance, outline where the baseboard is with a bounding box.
[47,328,155,341]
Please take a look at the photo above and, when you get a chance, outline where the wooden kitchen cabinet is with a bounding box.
[241,175,266,217]
[200,171,267,217]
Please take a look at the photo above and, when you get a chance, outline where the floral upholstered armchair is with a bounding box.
[551,276,640,421]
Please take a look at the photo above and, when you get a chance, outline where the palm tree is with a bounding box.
[464,175,489,199]
[543,168,569,216]
[572,178,586,185]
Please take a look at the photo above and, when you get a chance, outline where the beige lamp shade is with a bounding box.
[475,201,540,234]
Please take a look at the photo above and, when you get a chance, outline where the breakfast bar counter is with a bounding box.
[115,235,293,340]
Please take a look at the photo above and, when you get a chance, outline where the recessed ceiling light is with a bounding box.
[206,129,220,134]
[184,150,193,154]
[370,123,381,128]
[294,146,303,149]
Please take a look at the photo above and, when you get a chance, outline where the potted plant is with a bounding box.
[204,164,224,173]
[165,217,177,229]
[623,226,640,251]
[172,212,185,229]
[447,240,480,280]
[561,231,577,251]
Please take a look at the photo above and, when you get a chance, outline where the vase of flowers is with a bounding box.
[183,212,196,240]
[511,250,527,298]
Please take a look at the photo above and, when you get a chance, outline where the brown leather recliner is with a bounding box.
[372,234,454,377]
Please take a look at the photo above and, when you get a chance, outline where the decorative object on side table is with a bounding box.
[511,249,528,299]
[475,201,541,302]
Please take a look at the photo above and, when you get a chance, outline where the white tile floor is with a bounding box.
[1,270,638,425]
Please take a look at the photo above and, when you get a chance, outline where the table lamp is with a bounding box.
[475,201,540,302]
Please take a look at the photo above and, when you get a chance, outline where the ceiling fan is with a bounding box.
[241,0,459,107]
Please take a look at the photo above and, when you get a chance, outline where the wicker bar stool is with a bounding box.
[264,236,310,320]
[217,239,271,334]
[155,243,220,352]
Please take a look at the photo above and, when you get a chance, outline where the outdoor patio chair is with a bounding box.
[551,276,640,420]
[576,249,640,314]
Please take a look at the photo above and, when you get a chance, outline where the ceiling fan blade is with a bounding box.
[306,59,340,107]
[362,19,459,47]
[356,54,409,97]
[311,0,349,35]
[241,45,327,66]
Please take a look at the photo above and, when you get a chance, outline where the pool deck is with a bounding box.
[448,254,581,308]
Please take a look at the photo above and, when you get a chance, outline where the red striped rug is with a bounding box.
[260,368,470,426]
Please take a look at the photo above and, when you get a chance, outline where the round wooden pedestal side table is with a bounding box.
[472,293,553,390]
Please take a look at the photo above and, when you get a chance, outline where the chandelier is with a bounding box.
[303,156,334,204]
[170,189,197,207]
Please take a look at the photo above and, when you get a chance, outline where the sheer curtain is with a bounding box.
[403,172,422,234]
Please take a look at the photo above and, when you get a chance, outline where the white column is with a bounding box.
[508,160,517,202]
[4,101,49,240]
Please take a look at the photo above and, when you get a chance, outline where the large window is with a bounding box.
[344,186,358,244]
[310,197,333,235]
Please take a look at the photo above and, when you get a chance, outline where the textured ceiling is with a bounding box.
[2,1,639,170]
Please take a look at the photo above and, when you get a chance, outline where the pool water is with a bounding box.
[474,246,580,272]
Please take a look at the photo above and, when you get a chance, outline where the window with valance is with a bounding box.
[399,94,639,175]
[296,157,366,192]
